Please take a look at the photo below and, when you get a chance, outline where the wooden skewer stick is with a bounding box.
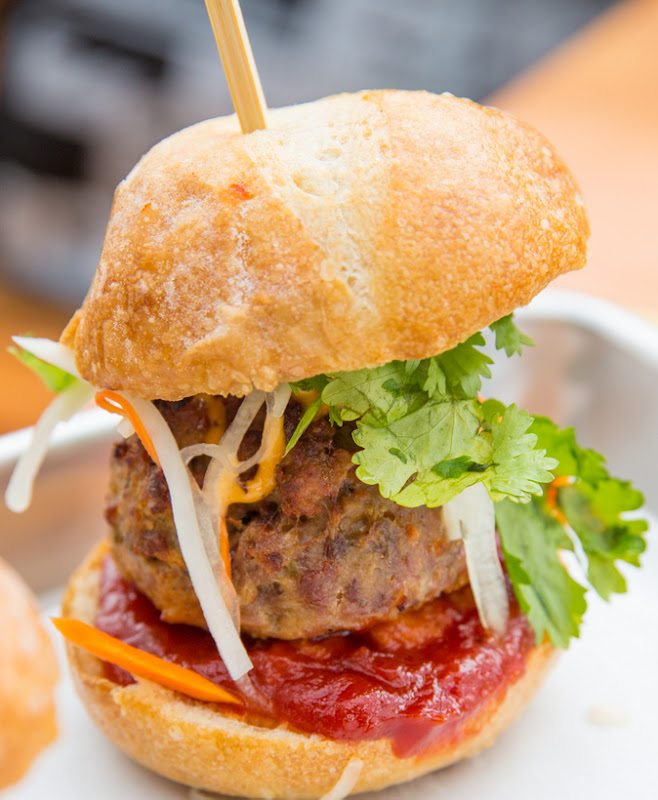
[204,0,268,133]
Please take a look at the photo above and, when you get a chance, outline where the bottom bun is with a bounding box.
[62,540,556,799]
[0,557,58,790]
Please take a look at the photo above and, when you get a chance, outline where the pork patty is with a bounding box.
[106,395,468,639]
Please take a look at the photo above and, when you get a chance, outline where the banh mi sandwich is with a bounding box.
[6,90,648,799]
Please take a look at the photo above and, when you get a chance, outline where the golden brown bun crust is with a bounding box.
[62,90,588,400]
[63,540,556,798]
[0,557,58,789]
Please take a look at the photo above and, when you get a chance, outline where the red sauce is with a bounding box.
[96,556,534,757]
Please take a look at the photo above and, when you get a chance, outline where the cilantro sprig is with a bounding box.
[497,418,647,646]
[288,314,648,649]
[291,315,554,507]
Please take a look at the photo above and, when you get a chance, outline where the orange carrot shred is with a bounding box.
[546,475,573,526]
[219,516,232,580]
[52,617,243,707]
[95,390,161,467]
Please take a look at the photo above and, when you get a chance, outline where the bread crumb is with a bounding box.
[586,702,629,727]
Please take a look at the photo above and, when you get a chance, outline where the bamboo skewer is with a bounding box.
[204,0,268,133]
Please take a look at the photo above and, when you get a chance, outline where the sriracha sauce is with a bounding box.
[96,555,534,757]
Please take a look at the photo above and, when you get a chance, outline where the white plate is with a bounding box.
[5,515,657,800]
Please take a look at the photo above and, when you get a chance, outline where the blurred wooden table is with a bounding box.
[488,0,658,322]
[1,0,656,435]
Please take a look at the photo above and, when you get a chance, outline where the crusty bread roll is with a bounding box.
[61,90,588,400]
[63,542,556,799]
[0,557,58,789]
[53,90,582,797]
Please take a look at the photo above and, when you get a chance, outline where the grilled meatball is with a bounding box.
[106,395,468,639]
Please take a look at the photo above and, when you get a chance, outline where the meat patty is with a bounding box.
[106,395,468,639]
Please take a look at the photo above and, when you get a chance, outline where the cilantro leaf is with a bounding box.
[555,480,647,600]
[496,416,647,647]
[9,344,77,393]
[432,455,488,479]
[286,314,554,509]
[331,391,553,509]
[529,416,607,482]
[496,497,587,648]
[322,363,422,425]
[530,416,647,599]
[485,406,557,501]
[489,314,535,356]
[425,333,493,398]
[352,396,491,506]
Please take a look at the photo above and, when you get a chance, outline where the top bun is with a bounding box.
[62,90,589,400]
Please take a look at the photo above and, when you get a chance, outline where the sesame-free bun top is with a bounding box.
[62,90,589,400]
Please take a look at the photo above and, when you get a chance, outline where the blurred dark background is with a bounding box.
[0,0,615,304]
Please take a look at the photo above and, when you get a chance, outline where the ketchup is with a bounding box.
[96,556,534,757]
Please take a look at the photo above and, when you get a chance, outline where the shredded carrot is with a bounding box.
[546,475,573,526]
[95,390,161,467]
[52,617,242,706]
[219,515,232,580]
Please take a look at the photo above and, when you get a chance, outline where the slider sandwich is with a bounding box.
[6,90,648,798]
[0,557,58,789]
